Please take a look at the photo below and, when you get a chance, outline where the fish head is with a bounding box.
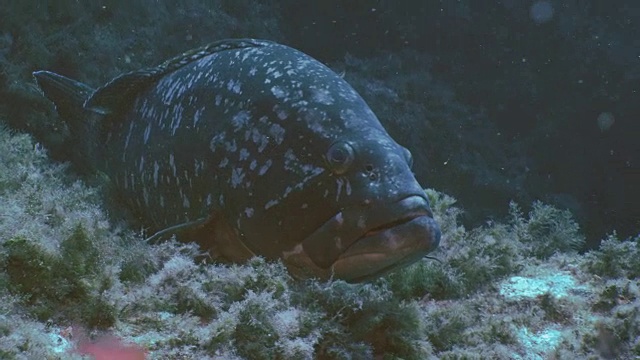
[220,100,440,283]
[283,124,441,282]
[300,130,441,282]
[211,42,440,281]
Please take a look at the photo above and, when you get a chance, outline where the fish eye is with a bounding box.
[326,141,355,175]
[403,147,413,169]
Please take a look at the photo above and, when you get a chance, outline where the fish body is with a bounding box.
[33,39,440,282]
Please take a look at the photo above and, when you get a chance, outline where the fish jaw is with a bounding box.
[283,194,441,282]
[331,214,440,282]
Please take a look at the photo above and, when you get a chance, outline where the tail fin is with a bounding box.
[33,71,101,174]
[33,71,94,120]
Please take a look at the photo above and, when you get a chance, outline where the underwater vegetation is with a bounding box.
[1,127,638,359]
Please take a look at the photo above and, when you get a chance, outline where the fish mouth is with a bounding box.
[360,210,427,238]
[332,209,440,282]
[284,195,441,282]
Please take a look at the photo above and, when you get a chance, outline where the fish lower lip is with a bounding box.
[345,253,418,283]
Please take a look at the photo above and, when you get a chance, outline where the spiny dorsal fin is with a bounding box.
[85,38,274,115]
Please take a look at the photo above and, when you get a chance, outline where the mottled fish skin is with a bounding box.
[34,39,441,282]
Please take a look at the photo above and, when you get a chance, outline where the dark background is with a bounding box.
[0,0,637,248]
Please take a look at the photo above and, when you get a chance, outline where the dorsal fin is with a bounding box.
[85,38,273,115]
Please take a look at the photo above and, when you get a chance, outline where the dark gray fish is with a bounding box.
[33,39,440,282]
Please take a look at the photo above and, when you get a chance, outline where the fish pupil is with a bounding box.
[330,148,347,163]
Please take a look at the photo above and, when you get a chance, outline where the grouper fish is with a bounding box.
[33,38,441,282]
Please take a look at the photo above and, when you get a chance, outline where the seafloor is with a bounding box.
[1,126,638,359]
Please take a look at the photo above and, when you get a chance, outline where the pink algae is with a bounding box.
[74,334,147,360]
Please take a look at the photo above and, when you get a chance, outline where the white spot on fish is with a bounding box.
[225,139,237,152]
[268,123,285,144]
[153,161,159,187]
[283,186,293,198]
[311,87,334,105]
[143,123,151,144]
[124,122,135,153]
[193,108,204,127]
[142,187,149,206]
[275,108,288,120]
[291,100,309,109]
[271,85,286,99]
[169,153,176,177]
[265,199,278,210]
[231,167,245,188]
[209,132,226,153]
[239,148,250,161]
[170,107,182,136]
[194,159,203,176]
[282,243,304,260]
[335,178,344,201]
[283,149,297,171]
[227,79,242,94]
[244,207,254,218]
[259,159,272,176]
[231,110,251,130]
[129,172,135,190]
[257,134,269,153]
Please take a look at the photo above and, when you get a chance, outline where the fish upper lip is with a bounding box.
[360,208,432,239]
[356,195,433,240]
